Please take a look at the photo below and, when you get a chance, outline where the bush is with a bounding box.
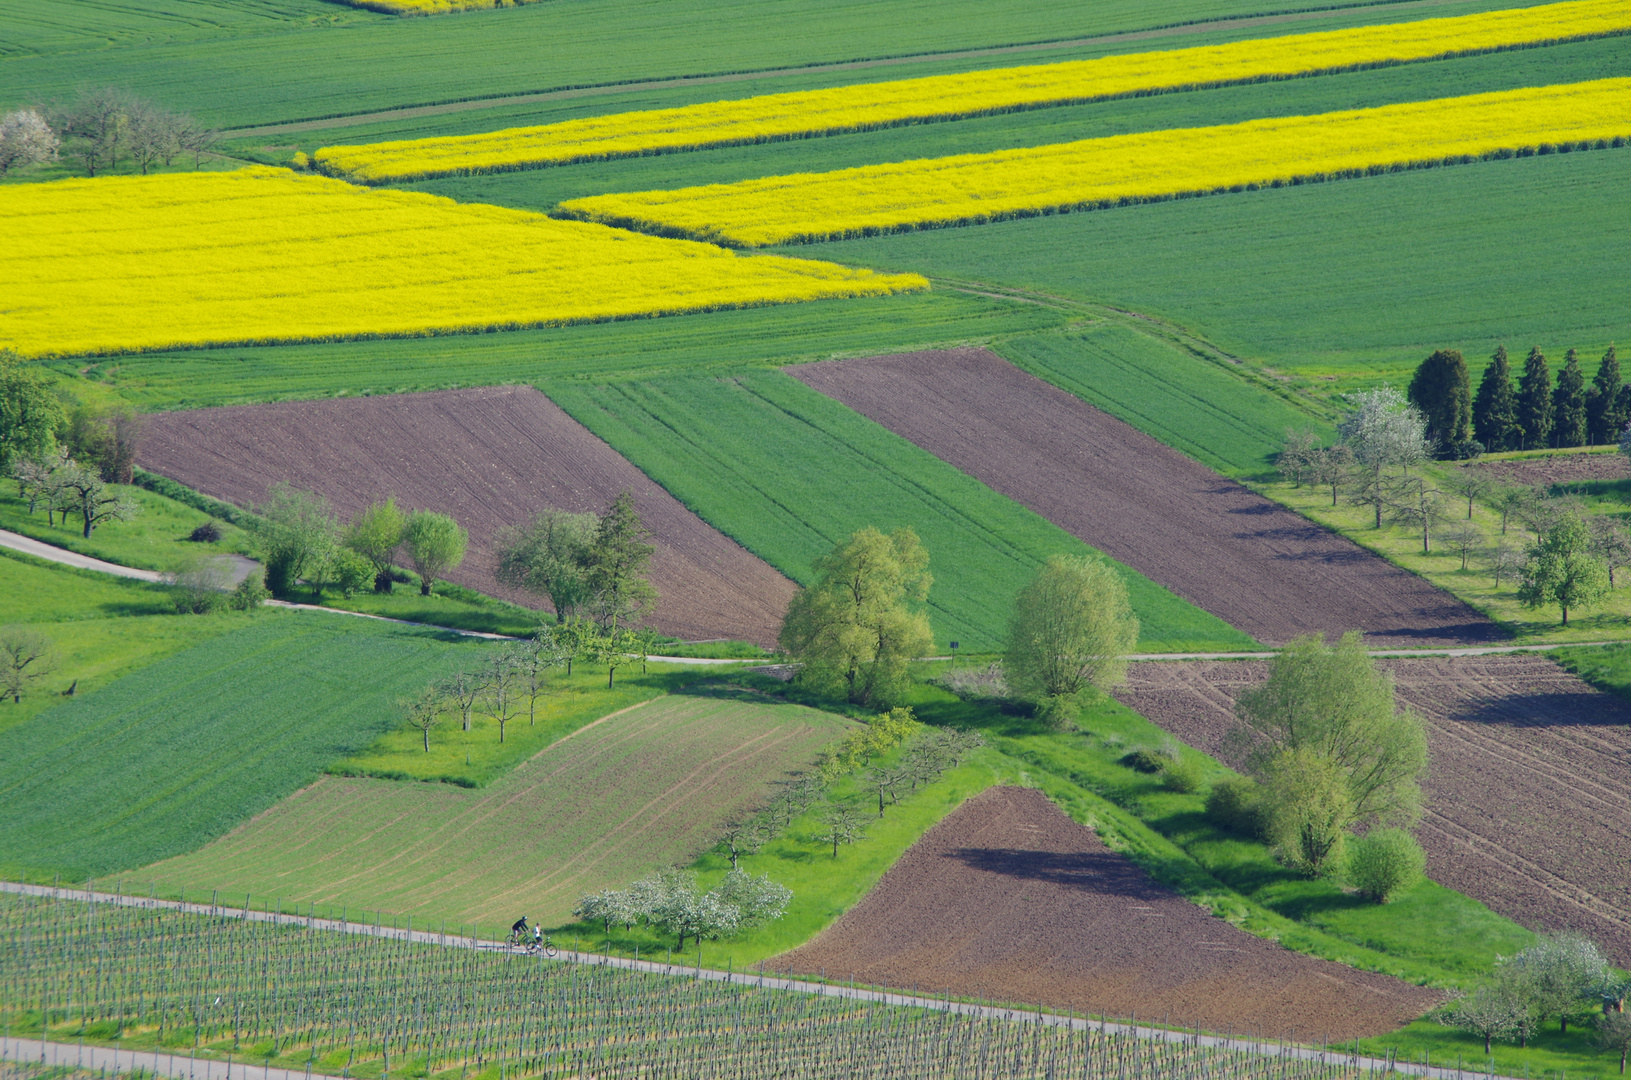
[1035,693,1078,732]
[1346,827,1426,902]
[229,570,269,613]
[264,548,298,599]
[187,521,222,543]
[167,556,234,615]
[1120,748,1165,773]
[1161,755,1205,794]
[331,550,375,598]
[1206,776,1264,837]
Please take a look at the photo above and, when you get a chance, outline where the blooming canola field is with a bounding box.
[314,0,1631,183]
[0,168,926,359]
[559,78,1631,247]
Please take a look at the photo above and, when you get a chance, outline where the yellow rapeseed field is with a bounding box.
[316,0,1631,182]
[336,0,539,14]
[0,167,926,359]
[559,78,1631,247]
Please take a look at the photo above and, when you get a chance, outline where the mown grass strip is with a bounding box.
[319,0,1631,182]
[543,370,1255,653]
[561,78,1631,246]
[1,167,924,360]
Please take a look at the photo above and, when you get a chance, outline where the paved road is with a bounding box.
[0,881,1515,1080]
[0,529,163,581]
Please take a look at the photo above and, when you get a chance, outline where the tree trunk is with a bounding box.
[420,581,432,596]
[82,513,94,538]
[1485,1034,1492,1054]
[375,572,393,593]
[1562,605,1570,626]
[607,667,615,689]
[423,729,430,753]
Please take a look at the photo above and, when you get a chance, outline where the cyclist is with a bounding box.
[509,915,530,946]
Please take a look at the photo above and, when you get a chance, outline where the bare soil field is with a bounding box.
[1468,451,1631,486]
[138,386,795,644]
[790,348,1498,647]
[1117,656,1631,962]
[771,786,1439,1039]
[139,690,849,928]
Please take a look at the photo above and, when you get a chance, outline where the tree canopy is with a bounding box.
[1004,555,1138,704]
[1519,514,1610,626]
[1517,347,1554,450]
[1407,349,1471,454]
[403,510,468,596]
[495,508,598,622]
[0,351,65,474]
[1472,346,1520,452]
[344,497,407,593]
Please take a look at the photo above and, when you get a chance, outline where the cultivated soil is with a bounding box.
[789,348,1499,647]
[1116,656,1631,962]
[1467,451,1631,487]
[137,386,796,645]
[771,786,1440,1039]
[140,690,848,927]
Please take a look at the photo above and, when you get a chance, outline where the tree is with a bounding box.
[1440,981,1534,1054]
[1306,444,1356,506]
[402,510,467,596]
[1442,470,1494,520]
[1519,514,1611,626]
[0,351,66,474]
[0,627,55,704]
[780,526,933,708]
[1338,388,1429,527]
[437,667,485,733]
[1501,933,1611,1035]
[1235,632,1428,830]
[648,870,739,952]
[64,404,144,484]
[583,491,658,632]
[56,461,139,538]
[52,87,133,176]
[0,108,58,175]
[1489,540,1524,589]
[711,869,791,930]
[1587,346,1623,445]
[402,686,445,753]
[1259,747,1351,874]
[1589,517,1631,587]
[1440,521,1485,571]
[1004,554,1138,709]
[1553,348,1589,448]
[1408,349,1472,454]
[1473,346,1521,452]
[717,819,765,870]
[495,509,598,622]
[1386,475,1446,555]
[253,483,338,599]
[1491,484,1532,535]
[1345,827,1425,902]
[345,497,406,593]
[1517,347,1554,450]
[817,800,869,859]
[1276,429,1320,487]
[311,547,373,599]
[1598,1010,1631,1074]
[513,634,564,726]
[11,448,72,525]
[480,650,521,743]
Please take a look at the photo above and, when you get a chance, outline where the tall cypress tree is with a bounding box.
[1553,348,1587,448]
[1587,345,1623,444]
[1473,346,1520,452]
[1407,349,1471,455]
[1517,347,1554,450]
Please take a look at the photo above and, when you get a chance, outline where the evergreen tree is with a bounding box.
[1516,347,1554,450]
[1587,345,1623,445]
[1473,347,1520,452]
[1407,349,1471,455]
[1552,348,1588,448]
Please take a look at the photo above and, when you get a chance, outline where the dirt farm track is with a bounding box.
[137,386,796,645]
[791,348,1500,648]
[1117,655,1631,963]
[773,787,1440,1040]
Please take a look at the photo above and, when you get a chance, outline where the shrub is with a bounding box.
[168,556,234,615]
[1035,693,1078,732]
[330,549,375,597]
[263,548,299,599]
[1161,755,1205,794]
[1346,827,1426,902]
[187,521,223,543]
[1120,748,1165,774]
[229,570,269,613]
[1206,776,1264,836]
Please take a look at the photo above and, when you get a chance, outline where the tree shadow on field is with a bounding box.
[945,847,1170,901]
[1453,688,1631,729]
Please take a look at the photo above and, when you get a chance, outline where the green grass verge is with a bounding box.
[330,662,719,787]
[0,611,492,882]
[51,291,1063,412]
[1359,1018,1628,1079]
[0,485,254,571]
[400,35,1631,215]
[543,369,1255,654]
[805,147,1631,399]
[0,545,174,624]
[995,323,1333,478]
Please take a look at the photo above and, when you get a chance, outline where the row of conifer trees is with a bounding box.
[1408,345,1621,456]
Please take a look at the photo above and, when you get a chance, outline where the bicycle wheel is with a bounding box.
[544,944,559,958]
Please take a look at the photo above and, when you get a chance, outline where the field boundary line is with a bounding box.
[228,0,1467,137]
[0,881,1518,1079]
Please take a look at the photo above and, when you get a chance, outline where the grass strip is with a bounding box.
[560,78,1631,246]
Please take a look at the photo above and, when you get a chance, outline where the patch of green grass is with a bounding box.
[996,323,1333,478]
[1553,642,1631,701]
[0,611,492,882]
[2,0,378,59]
[0,484,253,572]
[806,148,1631,399]
[0,0,1517,127]
[543,370,1255,654]
[332,662,718,787]
[0,546,175,623]
[1359,1018,1631,1080]
[298,580,542,638]
[53,291,1063,413]
[402,35,1631,214]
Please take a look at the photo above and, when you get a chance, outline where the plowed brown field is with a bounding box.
[789,348,1498,647]
[1468,452,1631,486]
[771,786,1439,1038]
[137,386,795,644]
[1117,656,1631,962]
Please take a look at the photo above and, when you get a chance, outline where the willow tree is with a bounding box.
[1005,555,1138,705]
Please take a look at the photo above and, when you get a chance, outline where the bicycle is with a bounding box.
[519,935,558,958]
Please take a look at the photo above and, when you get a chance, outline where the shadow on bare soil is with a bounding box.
[945,847,1168,900]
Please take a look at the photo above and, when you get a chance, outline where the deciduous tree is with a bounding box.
[252,483,338,599]
[402,509,467,596]
[1338,388,1428,527]
[1440,981,1534,1054]
[583,491,658,632]
[1519,514,1610,625]
[1473,346,1521,452]
[1441,521,1485,571]
[1517,347,1554,450]
[56,461,139,538]
[0,627,55,704]
[780,526,933,708]
[0,109,58,175]
[1501,933,1611,1035]
[1407,349,1471,454]
[1442,470,1494,519]
[402,685,445,753]
[495,508,597,622]
[0,351,65,475]
[1259,747,1351,874]
[1004,555,1138,705]
[1598,1010,1631,1074]
[345,497,406,593]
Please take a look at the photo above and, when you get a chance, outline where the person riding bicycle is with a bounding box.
[533,925,544,949]
[510,916,529,945]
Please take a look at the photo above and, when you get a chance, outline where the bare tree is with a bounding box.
[437,667,485,733]
[1599,1011,1631,1074]
[1440,521,1486,571]
[0,628,56,704]
[1489,541,1524,589]
[1442,470,1495,519]
[402,686,445,753]
[55,461,139,538]
[11,449,73,525]
[1306,444,1355,507]
[481,651,521,743]
[863,765,909,817]
[1589,517,1631,587]
[513,635,563,726]
[175,118,219,169]
[1386,475,1447,555]
[817,800,869,858]
[716,819,764,870]
[1491,485,1534,536]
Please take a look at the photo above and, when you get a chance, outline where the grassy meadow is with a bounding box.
[544,370,1256,653]
[0,484,254,570]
